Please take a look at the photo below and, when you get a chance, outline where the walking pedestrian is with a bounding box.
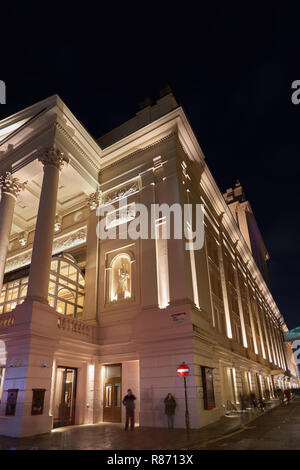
[122,389,136,430]
[164,393,176,429]
[277,388,284,404]
[284,389,291,403]
[249,392,257,409]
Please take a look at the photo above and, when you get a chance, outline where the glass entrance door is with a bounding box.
[103,364,121,422]
[53,367,77,428]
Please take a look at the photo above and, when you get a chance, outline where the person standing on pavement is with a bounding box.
[122,389,136,430]
[164,393,176,429]
[284,389,291,403]
[278,388,284,404]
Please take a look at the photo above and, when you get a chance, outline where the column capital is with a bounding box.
[87,189,102,211]
[0,172,27,198]
[38,147,69,170]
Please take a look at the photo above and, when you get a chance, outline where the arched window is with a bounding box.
[0,253,85,319]
[110,253,131,302]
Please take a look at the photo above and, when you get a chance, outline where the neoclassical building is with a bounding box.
[0,92,298,437]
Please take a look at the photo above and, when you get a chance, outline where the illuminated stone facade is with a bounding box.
[0,93,298,437]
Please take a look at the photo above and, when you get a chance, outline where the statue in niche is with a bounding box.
[117,263,130,299]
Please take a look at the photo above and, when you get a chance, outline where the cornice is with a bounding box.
[54,120,100,173]
[100,132,176,173]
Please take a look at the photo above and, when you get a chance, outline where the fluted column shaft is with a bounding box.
[27,148,68,303]
[0,173,26,293]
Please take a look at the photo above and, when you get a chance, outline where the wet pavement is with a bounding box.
[188,396,300,450]
[0,398,292,450]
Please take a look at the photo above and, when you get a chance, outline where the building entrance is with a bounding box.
[103,364,122,423]
[53,367,77,428]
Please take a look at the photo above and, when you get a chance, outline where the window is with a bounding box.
[0,253,85,319]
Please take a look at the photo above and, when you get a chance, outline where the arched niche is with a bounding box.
[105,248,136,305]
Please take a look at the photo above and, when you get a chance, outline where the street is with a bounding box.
[187,396,300,450]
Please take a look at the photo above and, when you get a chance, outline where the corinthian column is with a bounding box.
[0,172,26,292]
[83,189,101,322]
[26,147,68,303]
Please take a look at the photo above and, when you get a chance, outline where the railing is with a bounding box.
[57,313,93,339]
[0,312,15,330]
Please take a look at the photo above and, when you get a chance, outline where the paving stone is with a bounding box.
[0,398,297,450]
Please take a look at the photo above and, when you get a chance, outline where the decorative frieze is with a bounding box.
[102,181,139,205]
[0,172,27,198]
[5,226,87,274]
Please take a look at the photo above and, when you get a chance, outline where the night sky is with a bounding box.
[1,4,299,329]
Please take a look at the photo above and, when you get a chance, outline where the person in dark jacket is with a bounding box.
[164,393,176,429]
[122,389,136,430]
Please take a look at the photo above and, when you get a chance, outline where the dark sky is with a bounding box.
[1,4,299,329]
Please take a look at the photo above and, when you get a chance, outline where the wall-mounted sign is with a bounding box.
[170,312,187,323]
[31,389,46,415]
[201,366,215,409]
[5,389,18,416]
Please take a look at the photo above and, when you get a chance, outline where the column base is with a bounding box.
[25,295,49,305]
[0,300,57,438]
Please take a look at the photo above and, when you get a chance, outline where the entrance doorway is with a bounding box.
[103,364,122,422]
[53,367,77,428]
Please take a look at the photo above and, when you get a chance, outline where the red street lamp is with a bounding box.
[177,362,190,431]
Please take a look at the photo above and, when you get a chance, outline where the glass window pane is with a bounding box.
[0,290,6,304]
[68,271,77,283]
[58,277,68,287]
[4,303,12,313]
[114,383,121,407]
[77,294,84,307]
[49,281,56,295]
[105,384,112,407]
[57,300,65,315]
[105,365,121,378]
[76,308,83,320]
[20,285,27,298]
[60,262,71,278]
[66,303,75,316]
[6,288,19,302]
[78,273,85,286]
[58,288,75,303]
[51,260,58,272]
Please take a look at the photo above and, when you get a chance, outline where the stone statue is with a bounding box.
[117,263,130,299]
